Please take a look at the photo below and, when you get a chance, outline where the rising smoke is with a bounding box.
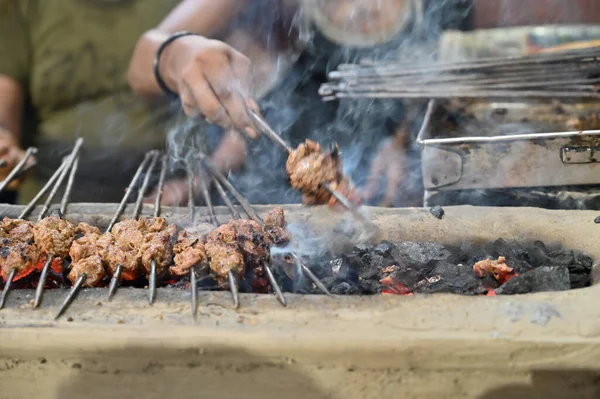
[164,0,473,208]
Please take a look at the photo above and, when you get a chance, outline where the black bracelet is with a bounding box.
[153,31,201,98]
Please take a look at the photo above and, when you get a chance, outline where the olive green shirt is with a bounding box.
[0,0,182,201]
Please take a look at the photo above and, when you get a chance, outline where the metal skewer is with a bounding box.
[249,111,292,153]
[190,267,198,318]
[0,267,16,309]
[30,139,83,308]
[195,165,239,309]
[202,157,330,296]
[54,273,86,320]
[105,150,160,302]
[210,177,287,307]
[0,147,37,194]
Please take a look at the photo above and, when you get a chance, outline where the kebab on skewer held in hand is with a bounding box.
[285,139,362,209]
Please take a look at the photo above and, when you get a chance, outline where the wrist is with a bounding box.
[153,31,204,96]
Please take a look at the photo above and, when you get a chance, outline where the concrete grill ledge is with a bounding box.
[0,204,599,399]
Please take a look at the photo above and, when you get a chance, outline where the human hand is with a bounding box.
[161,35,260,138]
[0,129,33,190]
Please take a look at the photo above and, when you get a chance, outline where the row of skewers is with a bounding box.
[0,114,370,319]
[319,46,600,101]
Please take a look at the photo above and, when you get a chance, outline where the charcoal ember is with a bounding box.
[353,244,373,256]
[362,252,395,270]
[336,255,360,283]
[527,245,574,268]
[331,281,361,295]
[495,266,570,295]
[358,279,381,294]
[389,266,426,290]
[429,206,444,219]
[374,241,393,257]
[421,261,483,294]
[358,267,380,280]
[568,253,593,288]
[480,274,500,291]
[392,242,452,267]
[594,216,600,224]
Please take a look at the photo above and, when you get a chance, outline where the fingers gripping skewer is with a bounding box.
[202,155,329,297]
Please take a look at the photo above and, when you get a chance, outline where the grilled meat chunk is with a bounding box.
[68,255,105,287]
[286,140,340,203]
[140,221,177,276]
[206,225,245,279]
[33,216,77,258]
[1,217,35,243]
[0,238,39,280]
[286,140,361,208]
[171,231,207,277]
[104,219,145,279]
[68,232,105,287]
[0,218,38,280]
[263,207,290,246]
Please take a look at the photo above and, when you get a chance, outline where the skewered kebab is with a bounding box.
[0,139,83,309]
[202,155,331,297]
[248,111,364,212]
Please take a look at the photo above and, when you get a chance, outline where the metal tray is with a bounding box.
[417,99,600,192]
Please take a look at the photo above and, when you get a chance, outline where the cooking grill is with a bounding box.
[1,136,599,398]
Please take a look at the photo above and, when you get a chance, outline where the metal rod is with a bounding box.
[19,159,69,220]
[321,183,372,227]
[212,178,241,219]
[106,151,154,233]
[249,111,292,153]
[32,255,55,308]
[0,268,16,309]
[0,147,37,194]
[227,270,239,309]
[107,264,123,301]
[133,151,160,220]
[190,268,198,318]
[197,169,218,227]
[187,169,195,224]
[148,259,157,305]
[292,253,331,296]
[37,139,84,222]
[265,265,287,307]
[60,155,79,215]
[153,155,168,218]
[54,273,86,320]
[199,155,263,224]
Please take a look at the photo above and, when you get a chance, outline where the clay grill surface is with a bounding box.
[1,205,600,399]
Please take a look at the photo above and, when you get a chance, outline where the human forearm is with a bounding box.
[127,0,249,97]
[0,75,24,138]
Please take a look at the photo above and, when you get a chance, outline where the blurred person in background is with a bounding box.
[133,0,473,207]
[0,0,262,203]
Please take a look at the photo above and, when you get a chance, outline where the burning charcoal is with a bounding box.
[389,266,426,291]
[374,241,393,257]
[547,249,575,266]
[392,242,452,267]
[353,244,373,256]
[358,267,380,281]
[337,255,360,283]
[428,206,445,220]
[594,216,600,224]
[495,266,570,295]
[331,281,361,295]
[364,253,394,270]
[422,261,483,295]
[359,279,381,295]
